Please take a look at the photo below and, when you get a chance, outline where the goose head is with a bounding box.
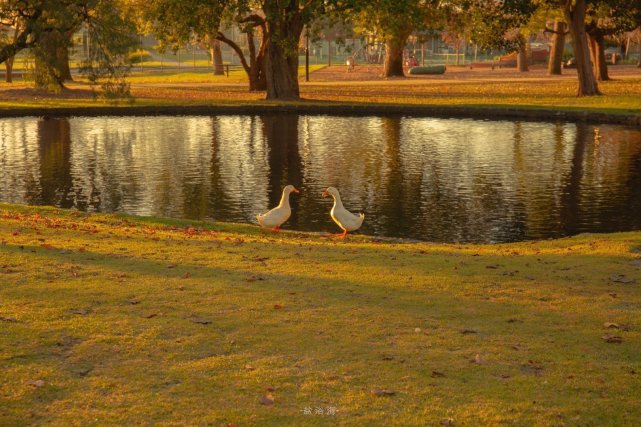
[321,187,339,198]
[283,184,300,195]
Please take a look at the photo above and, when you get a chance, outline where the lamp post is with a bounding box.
[305,26,310,82]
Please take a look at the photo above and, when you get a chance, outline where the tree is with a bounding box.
[352,0,442,78]
[584,1,640,81]
[467,0,538,73]
[546,18,567,75]
[0,0,136,93]
[0,25,20,82]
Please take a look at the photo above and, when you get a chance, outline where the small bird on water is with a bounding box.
[256,185,300,232]
[322,187,365,237]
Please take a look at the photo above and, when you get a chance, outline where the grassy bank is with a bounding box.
[1,204,640,425]
[0,67,640,121]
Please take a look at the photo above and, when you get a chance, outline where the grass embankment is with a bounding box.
[0,67,640,118]
[1,203,640,425]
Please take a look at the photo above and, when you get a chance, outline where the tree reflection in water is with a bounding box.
[0,115,640,243]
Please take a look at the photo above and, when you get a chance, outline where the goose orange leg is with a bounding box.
[272,225,281,233]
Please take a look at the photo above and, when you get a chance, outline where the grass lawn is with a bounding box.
[1,203,640,425]
[0,66,640,117]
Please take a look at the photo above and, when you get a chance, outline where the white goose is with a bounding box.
[322,187,365,237]
[256,185,300,232]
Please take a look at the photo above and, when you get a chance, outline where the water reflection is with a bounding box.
[0,115,640,243]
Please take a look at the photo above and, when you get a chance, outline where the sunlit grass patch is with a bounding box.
[1,203,640,425]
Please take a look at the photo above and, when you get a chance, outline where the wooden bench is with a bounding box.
[223,64,244,77]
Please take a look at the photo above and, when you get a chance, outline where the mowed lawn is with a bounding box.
[0,66,640,116]
[1,204,640,425]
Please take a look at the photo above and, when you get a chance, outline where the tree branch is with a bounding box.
[215,31,251,74]
[544,26,569,36]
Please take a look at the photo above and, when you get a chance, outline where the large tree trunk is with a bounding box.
[246,30,266,92]
[587,23,609,81]
[548,20,566,75]
[4,57,14,83]
[516,35,529,72]
[59,38,72,81]
[383,36,406,78]
[593,33,609,81]
[211,39,224,75]
[34,31,72,89]
[563,0,600,96]
[637,34,641,67]
[263,0,304,100]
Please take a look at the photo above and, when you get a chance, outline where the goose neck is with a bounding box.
[279,190,291,208]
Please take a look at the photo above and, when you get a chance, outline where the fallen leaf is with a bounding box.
[460,329,478,334]
[440,418,455,426]
[142,313,158,319]
[181,272,192,279]
[472,354,485,364]
[371,389,395,396]
[431,371,446,378]
[273,304,283,310]
[26,380,45,387]
[167,264,177,269]
[190,317,211,325]
[260,394,274,405]
[603,322,619,329]
[486,264,500,269]
[414,327,421,333]
[602,334,623,343]
[610,274,635,284]
[69,309,89,315]
[265,386,275,392]
[0,316,18,322]
[245,364,256,371]
[520,360,544,376]
[127,299,140,305]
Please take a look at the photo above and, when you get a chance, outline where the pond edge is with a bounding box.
[0,104,639,127]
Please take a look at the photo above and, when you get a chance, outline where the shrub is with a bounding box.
[408,65,446,75]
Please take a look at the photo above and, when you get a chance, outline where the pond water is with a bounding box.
[1,115,640,243]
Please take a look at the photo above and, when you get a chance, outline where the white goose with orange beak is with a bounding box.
[322,187,365,237]
[257,185,300,232]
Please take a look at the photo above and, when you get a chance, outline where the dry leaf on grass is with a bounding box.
[610,274,635,284]
[602,334,623,343]
[371,389,395,396]
[260,394,274,405]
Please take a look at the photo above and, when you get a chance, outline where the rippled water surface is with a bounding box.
[1,115,640,243]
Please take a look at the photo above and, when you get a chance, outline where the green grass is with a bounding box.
[1,203,640,425]
[0,70,640,117]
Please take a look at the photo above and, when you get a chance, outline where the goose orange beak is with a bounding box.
[321,190,329,197]
[292,188,300,193]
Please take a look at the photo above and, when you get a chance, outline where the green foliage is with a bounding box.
[466,0,538,51]
[79,1,138,102]
[128,49,153,64]
[351,0,444,43]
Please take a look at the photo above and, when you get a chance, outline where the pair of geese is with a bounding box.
[256,185,365,237]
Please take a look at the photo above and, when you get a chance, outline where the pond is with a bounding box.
[1,114,640,243]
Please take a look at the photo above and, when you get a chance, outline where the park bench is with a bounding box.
[223,64,245,77]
